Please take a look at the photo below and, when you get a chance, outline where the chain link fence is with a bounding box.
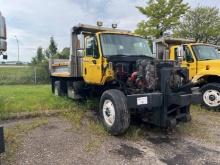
[0,64,50,85]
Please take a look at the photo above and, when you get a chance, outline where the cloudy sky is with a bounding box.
[0,0,219,62]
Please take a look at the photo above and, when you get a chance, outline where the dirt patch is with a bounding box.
[4,117,162,165]
[42,124,58,130]
[160,143,220,165]
[111,144,143,160]
[147,136,177,146]
[1,109,220,165]
[161,154,190,165]
[144,132,220,165]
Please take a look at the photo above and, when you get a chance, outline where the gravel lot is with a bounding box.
[1,115,220,165]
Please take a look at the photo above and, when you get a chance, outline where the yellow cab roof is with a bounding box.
[97,31,143,38]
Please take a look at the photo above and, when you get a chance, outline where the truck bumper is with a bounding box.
[168,92,202,106]
[127,92,201,109]
[126,91,202,128]
[127,93,163,109]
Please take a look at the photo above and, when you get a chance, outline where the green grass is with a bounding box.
[0,85,77,118]
[177,105,220,144]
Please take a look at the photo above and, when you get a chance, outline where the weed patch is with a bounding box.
[0,85,77,119]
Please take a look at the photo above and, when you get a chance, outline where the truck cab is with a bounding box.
[154,38,220,110]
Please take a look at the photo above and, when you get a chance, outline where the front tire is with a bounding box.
[99,89,130,135]
[201,83,220,110]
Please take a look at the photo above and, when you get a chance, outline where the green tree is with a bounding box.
[52,47,70,59]
[48,37,58,57]
[31,47,45,65]
[175,7,220,45]
[135,0,189,38]
[44,48,50,59]
[60,47,70,59]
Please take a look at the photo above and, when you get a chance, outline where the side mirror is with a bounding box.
[77,49,84,57]
[164,50,169,60]
[78,34,84,49]
[177,46,184,62]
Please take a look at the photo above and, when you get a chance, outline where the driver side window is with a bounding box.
[86,36,99,58]
[184,46,194,63]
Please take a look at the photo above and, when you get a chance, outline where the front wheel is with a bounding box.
[99,89,130,135]
[201,83,220,110]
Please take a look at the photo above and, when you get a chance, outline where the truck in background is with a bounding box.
[0,11,7,60]
[154,38,220,110]
[0,11,6,154]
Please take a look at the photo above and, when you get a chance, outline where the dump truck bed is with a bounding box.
[49,59,73,77]
[154,37,196,45]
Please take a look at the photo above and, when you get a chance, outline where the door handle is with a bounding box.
[92,60,96,64]
[84,68,87,75]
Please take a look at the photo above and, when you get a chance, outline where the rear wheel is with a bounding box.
[67,81,84,100]
[51,78,55,94]
[99,89,130,135]
[54,80,67,96]
[201,83,220,110]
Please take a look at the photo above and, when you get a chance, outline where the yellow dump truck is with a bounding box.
[154,37,220,110]
[49,24,201,135]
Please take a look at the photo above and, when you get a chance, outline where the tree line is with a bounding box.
[32,0,220,64]
[135,0,220,45]
[31,37,70,65]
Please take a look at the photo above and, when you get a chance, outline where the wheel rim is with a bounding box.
[103,100,115,126]
[203,89,220,107]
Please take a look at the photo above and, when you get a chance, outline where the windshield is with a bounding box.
[100,34,153,57]
[192,45,220,60]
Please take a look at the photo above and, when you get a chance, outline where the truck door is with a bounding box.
[83,35,102,84]
[181,45,197,80]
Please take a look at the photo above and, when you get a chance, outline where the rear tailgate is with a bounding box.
[49,59,71,77]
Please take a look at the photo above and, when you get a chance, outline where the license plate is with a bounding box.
[137,96,148,105]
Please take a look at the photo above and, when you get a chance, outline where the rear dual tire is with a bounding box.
[100,89,130,135]
[53,80,67,96]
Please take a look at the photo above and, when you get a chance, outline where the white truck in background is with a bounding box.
[0,11,7,60]
[0,11,6,154]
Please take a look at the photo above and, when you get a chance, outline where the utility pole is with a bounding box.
[14,35,19,62]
